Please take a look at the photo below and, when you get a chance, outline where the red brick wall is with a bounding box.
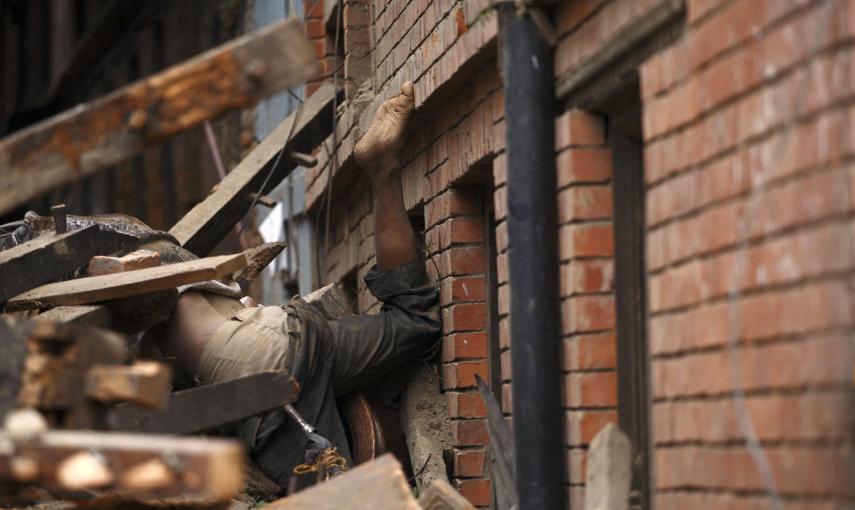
[639,0,855,507]
[305,0,855,508]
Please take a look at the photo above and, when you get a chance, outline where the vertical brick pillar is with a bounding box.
[554,110,617,508]
[303,0,335,97]
[425,184,492,508]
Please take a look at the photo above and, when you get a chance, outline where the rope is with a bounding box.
[292,447,349,481]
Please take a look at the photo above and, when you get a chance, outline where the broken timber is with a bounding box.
[266,454,421,510]
[5,253,246,311]
[109,371,299,434]
[170,83,340,256]
[0,224,136,303]
[0,17,319,215]
[0,429,244,501]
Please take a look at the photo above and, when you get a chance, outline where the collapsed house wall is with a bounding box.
[302,0,855,508]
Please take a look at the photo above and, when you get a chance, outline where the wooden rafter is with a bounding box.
[0,17,319,215]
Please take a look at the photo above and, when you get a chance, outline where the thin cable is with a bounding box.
[321,0,343,262]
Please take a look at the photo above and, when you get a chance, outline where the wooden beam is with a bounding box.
[0,17,320,215]
[85,361,172,410]
[5,253,246,311]
[0,429,244,501]
[266,454,420,510]
[0,224,136,303]
[109,371,299,434]
[170,83,340,256]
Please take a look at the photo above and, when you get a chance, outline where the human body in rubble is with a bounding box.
[165,82,439,486]
[5,82,439,488]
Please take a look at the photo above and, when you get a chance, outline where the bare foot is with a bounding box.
[355,81,415,181]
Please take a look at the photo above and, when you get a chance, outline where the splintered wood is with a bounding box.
[0,429,245,501]
[6,253,247,310]
[0,17,320,215]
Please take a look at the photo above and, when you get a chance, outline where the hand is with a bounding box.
[354,81,415,182]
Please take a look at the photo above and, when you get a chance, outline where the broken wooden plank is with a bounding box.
[233,242,287,289]
[37,305,112,327]
[0,429,244,501]
[266,454,420,510]
[303,282,354,320]
[85,361,172,410]
[170,83,340,256]
[0,224,136,303]
[109,371,299,434]
[5,253,246,311]
[418,480,476,510]
[0,17,320,215]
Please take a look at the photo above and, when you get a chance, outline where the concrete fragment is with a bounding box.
[87,249,160,276]
[585,423,632,510]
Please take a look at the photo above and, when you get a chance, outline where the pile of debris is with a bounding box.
[0,17,475,510]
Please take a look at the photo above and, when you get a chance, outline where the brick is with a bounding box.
[442,360,488,390]
[655,445,853,496]
[87,250,160,276]
[559,259,613,297]
[556,184,613,224]
[556,148,612,188]
[561,294,615,335]
[447,391,487,419]
[564,409,618,447]
[451,419,489,446]
[454,448,486,477]
[442,245,486,276]
[652,390,852,445]
[563,371,617,409]
[456,478,492,507]
[442,303,487,333]
[562,332,616,371]
[555,110,605,150]
[442,332,489,362]
[449,215,484,244]
[441,275,486,304]
[651,333,853,399]
[558,222,614,260]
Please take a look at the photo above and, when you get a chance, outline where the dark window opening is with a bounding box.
[602,76,650,510]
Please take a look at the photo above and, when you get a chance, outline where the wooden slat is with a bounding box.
[109,371,299,434]
[0,429,244,501]
[0,225,136,303]
[170,83,340,256]
[5,253,246,311]
[0,17,320,215]
[266,454,421,510]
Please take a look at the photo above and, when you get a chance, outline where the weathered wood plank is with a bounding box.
[170,83,340,256]
[266,454,420,510]
[6,253,246,311]
[0,17,320,215]
[0,428,244,501]
[85,361,172,410]
[109,371,299,434]
[37,305,112,327]
[0,225,136,303]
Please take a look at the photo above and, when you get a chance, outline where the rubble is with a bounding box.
[0,9,474,510]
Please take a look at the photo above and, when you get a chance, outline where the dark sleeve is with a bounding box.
[327,256,441,394]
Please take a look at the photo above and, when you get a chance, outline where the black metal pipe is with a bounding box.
[499,5,565,510]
